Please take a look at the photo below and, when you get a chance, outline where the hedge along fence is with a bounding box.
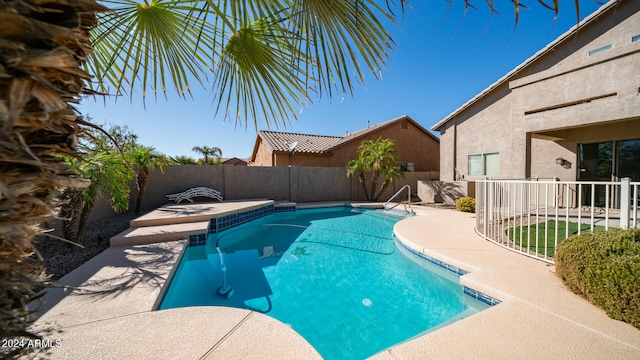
[555,228,640,329]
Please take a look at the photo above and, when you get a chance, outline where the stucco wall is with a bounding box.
[443,84,514,181]
[512,2,640,82]
[417,181,473,205]
[515,54,640,134]
[284,153,333,167]
[530,120,640,181]
[438,120,456,181]
[436,1,640,181]
[253,142,274,166]
[328,120,440,172]
[529,138,575,181]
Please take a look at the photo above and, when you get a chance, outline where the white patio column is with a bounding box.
[621,177,631,229]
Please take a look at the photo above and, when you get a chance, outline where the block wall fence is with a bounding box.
[89,165,440,222]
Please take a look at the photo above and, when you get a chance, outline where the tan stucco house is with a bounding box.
[250,115,440,171]
[432,1,640,186]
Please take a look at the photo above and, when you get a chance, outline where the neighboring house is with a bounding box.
[221,157,248,166]
[432,1,640,185]
[250,115,439,171]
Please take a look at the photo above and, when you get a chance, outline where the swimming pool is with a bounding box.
[159,207,490,359]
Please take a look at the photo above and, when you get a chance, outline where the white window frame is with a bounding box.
[468,152,500,177]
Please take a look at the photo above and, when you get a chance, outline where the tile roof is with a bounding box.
[256,115,438,156]
[259,131,342,154]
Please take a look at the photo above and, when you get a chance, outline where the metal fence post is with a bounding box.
[621,177,631,229]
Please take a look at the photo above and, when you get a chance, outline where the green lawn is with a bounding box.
[507,220,606,258]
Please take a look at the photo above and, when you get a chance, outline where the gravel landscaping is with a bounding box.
[34,212,137,282]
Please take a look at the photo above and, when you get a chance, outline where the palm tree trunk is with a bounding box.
[0,0,104,350]
[358,170,370,201]
[374,179,392,202]
[74,183,100,245]
[370,170,380,201]
[75,195,95,245]
[59,189,84,243]
[134,166,149,215]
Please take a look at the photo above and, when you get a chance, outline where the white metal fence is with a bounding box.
[475,178,640,263]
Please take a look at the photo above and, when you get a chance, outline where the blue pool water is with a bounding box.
[159,207,489,359]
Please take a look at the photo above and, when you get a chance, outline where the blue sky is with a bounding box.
[80,0,604,159]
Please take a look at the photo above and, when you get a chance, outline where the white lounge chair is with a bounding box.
[166,187,223,203]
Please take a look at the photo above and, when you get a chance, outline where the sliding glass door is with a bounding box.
[579,142,612,207]
[578,138,640,207]
[616,139,640,180]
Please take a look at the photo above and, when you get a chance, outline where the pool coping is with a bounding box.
[158,204,494,325]
[28,202,640,359]
[372,207,640,359]
[394,237,501,307]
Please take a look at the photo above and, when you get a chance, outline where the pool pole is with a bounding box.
[216,247,234,299]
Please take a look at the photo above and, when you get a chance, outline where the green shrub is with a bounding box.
[555,228,640,329]
[455,197,475,213]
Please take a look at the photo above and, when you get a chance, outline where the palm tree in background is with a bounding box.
[78,125,135,239]
[346,156,371,200]
[0,0,580,353]
[347,138,403,201]
[60,151,132,244]
[129,146,172,215]
[58,123,135,243]
[172,155,198,165]
[192,145,222,165]
[198,158,223,165]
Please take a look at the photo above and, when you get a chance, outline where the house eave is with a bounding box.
[326,114,439,152]
[430,0,618,132]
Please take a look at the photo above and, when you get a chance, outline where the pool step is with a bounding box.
[130,201,273,227]
[130,208,215,227]
[110,221,209,246]
[111,200,276,247]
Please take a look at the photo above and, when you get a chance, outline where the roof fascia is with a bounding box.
[325,115,439,152]
[430,0,617,131]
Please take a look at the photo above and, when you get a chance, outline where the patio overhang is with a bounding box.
[529,117,640,144]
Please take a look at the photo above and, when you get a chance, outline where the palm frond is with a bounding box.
[87,0,220,99]
[89,0,396,128]
[287,0,395,99]
[213,16,308,128]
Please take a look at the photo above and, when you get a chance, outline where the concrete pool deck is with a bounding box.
[29,204,640,359]
[110,199,276,246]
